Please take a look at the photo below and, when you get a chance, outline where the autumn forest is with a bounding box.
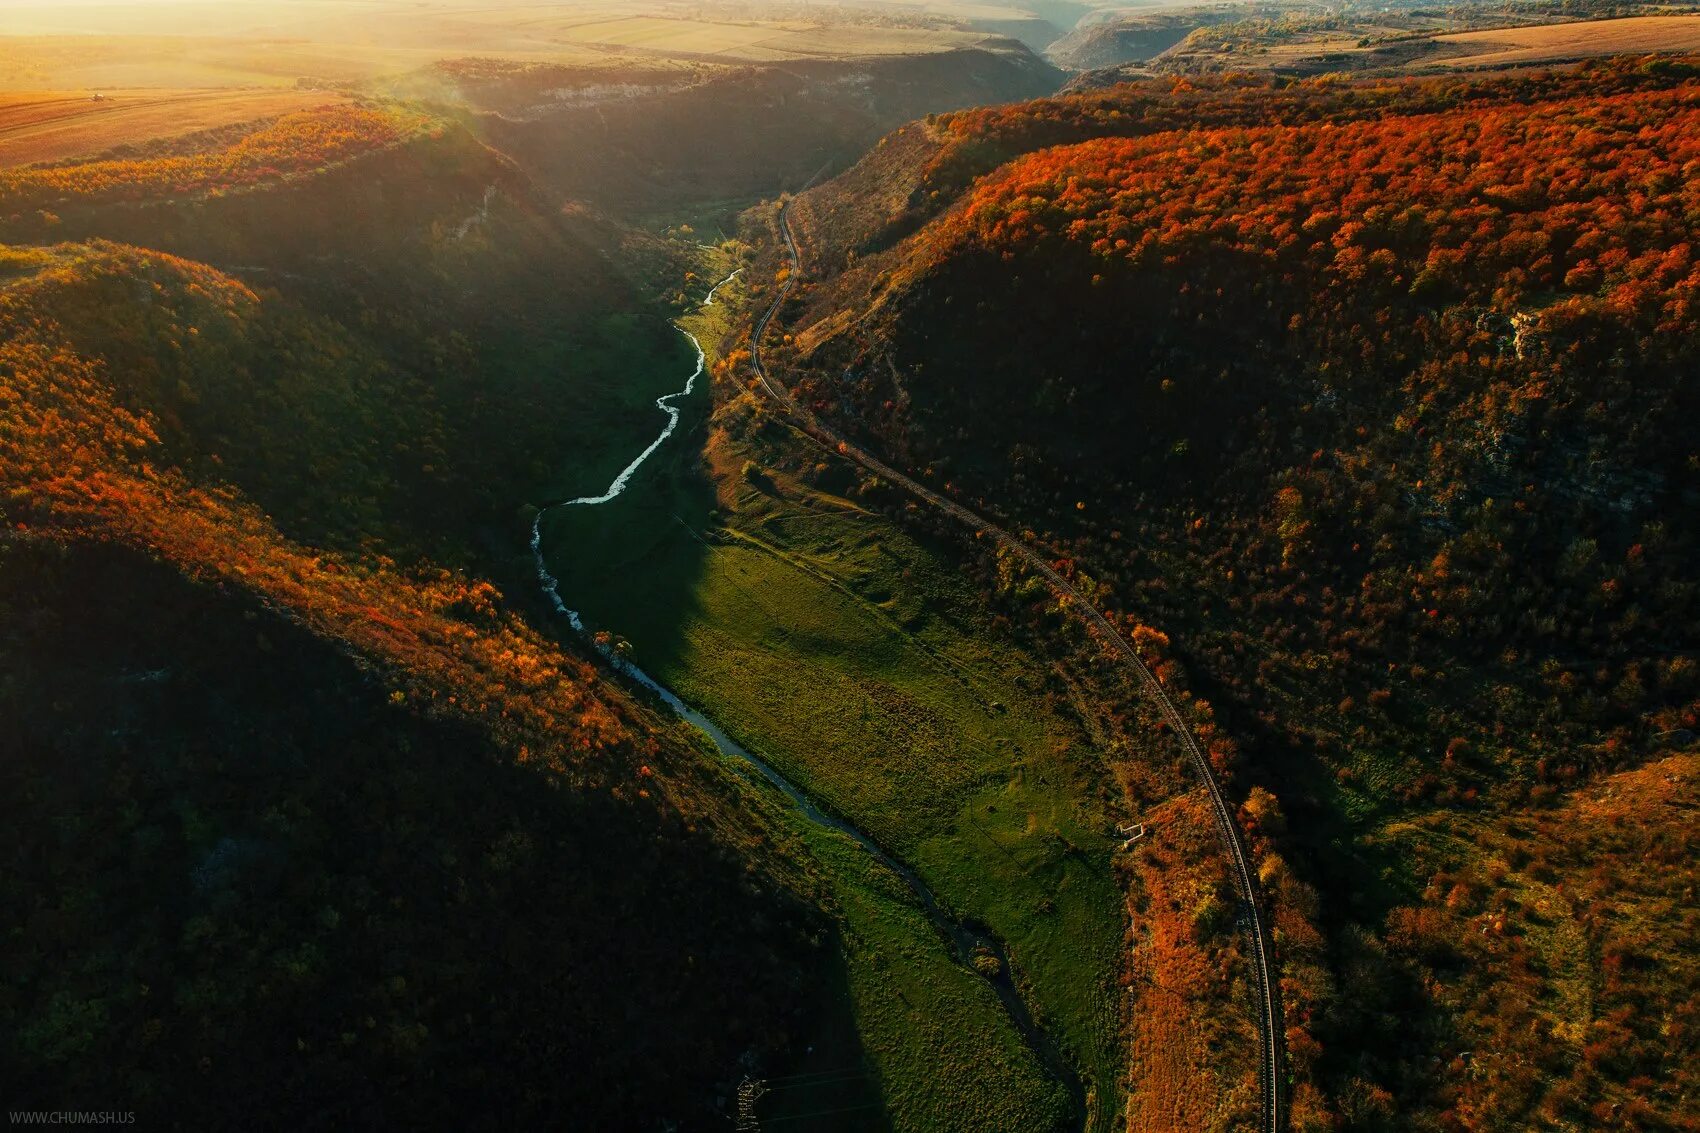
[3,3,1698,1132]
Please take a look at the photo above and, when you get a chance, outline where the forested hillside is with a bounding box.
[0,116,833,1127]
[0,539,825,1130]
[1,106,707,563]
[0,104,429,206]
[10,10,1700,1126]
[0,51,1100,1131]
[775,57,1700,1130]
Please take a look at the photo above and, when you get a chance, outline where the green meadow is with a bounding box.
[534,246,1124,1130]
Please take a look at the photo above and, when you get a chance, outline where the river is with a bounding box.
[527,266,1086,1129]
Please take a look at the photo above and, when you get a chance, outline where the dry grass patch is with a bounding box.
[1375,752,1700,1126]
[1122,791,1261,1133]
[1433,15,1700,68]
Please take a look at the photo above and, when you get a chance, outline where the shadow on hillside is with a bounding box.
[0,539,829,1131]
[758,941,892,1132]
[529,332,722,690]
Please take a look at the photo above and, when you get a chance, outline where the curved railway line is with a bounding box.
[747,199,1286,1133]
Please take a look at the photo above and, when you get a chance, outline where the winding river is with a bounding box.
[528,268,1086,1129]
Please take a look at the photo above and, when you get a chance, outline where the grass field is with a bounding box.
[794,823,1072,1131]
[534,246,1126,1128]
[0,88,350,167]
[1432,14,1700,68]
[731,774,1073,1131]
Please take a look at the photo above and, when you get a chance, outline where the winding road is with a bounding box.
[749,200,1287,1133]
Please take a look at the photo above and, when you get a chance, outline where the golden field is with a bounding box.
[1433,14,1700,68]
[0,88,350,167]
[0,0,994,92]
[538,15,989,60]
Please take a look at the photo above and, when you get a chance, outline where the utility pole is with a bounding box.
[735,1077,768,1132]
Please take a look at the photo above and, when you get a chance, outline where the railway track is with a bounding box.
[747,199,1286,1133]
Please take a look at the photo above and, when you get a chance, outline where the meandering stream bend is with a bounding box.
[528,267,1086,1129]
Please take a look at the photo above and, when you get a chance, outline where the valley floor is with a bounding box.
[536,247,1133,1131]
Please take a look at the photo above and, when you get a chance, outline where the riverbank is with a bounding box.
[528,245,1119,1130]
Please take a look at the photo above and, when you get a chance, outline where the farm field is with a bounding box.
[0,0,1009,91]
[0,88,350,168]
[1431,14,1700,68]
[0,102,428,208]
[0,34,615,91]
[579,16,984,59]
[1106,6,1700,79]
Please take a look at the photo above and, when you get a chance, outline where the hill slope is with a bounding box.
[0,104,710,568]
[470,47,1063,212]
[0,184,830,1129]
[0,536,824,1130]
[771,57,1700,1130]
